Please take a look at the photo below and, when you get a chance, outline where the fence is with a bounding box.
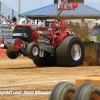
[0,24,13,57]
[0,49,6,57]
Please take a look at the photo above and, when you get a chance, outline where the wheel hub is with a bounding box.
[65,93,74,100]
[32,47,39,56]
[71,44,81,61]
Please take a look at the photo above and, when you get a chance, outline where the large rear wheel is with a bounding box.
[56,36,84,66]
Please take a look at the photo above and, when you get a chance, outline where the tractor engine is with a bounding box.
[38,32,51,44]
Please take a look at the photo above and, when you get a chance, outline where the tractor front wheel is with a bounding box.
[28,43,57,66]
[6,49,19,59]
[26,42,34,59]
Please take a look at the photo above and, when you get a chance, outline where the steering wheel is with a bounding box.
[50,18,66,33]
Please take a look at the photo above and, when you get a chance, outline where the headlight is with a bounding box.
[13,33,28,37]
[23,33,28,37]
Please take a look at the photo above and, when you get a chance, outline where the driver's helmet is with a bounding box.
[53,24,61,31]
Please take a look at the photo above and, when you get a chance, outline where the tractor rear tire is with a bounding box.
[56,36,84,66]
[33,57,47,66]
[6,49,19,59]
[49,82,76,100]
[73,83,100,100]
[26,42,34,59]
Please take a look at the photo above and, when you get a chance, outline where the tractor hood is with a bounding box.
[13,25,33,42]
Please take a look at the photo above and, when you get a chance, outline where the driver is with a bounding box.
[53,24,62,35]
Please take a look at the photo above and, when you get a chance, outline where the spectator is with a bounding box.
[98,24,100,28]
[76,22,82,38]
[26,19,30,24]
[6,15,11,24]
[93,23,98,28]
[1,16,6,24]
[73,22,77,35]
[11,15,17,29]
[32,20,35,25]
[12,15,17,24]
[68,21,74,30]
[22,20,25,24]
[83,23,89,38]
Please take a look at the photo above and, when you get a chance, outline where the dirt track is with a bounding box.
[0,57,100,100]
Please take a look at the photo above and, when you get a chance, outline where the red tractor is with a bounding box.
[3,18,84,67]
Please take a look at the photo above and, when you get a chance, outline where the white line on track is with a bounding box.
[0,80,69,87]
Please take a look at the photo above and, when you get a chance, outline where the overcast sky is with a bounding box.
[0,0,100,13]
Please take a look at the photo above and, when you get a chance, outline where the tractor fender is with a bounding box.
[38,44,55,54]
